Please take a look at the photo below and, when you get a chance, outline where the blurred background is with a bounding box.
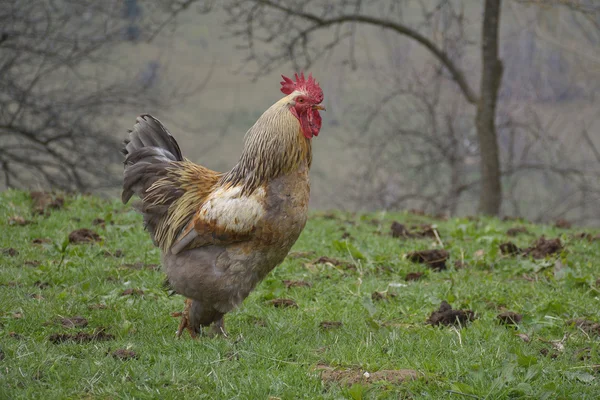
[1,0,599,224]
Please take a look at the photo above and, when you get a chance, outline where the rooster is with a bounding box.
[121,73,324,337]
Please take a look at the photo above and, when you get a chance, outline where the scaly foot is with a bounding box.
[175,298,198,339]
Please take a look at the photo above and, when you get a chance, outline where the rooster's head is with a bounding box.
[280,72,325,139]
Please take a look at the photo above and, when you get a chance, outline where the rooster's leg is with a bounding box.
[176,298,199,339]
[209,317,227,337]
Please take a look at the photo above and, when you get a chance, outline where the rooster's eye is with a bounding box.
[298,98,304,103]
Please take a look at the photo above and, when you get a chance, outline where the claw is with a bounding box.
[176,298,198,339]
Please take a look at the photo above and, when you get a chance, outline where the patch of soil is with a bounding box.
[283,280,311,289]
[315,256,355,270]
[31,191,64,215]
[503,216,526,222]
[68,228,101,244]
[390,222,437,239]
[427,301,476,327]
[48,328,114,344]
[33,281,50,289]
[120,262,159,270]
[555,219,572,229]
[32,238,51,244]
[92,218,106,227]
[318,365,419,386]
[111,348,138,360]
[9,332,24,340]
[405,272,424,281]
[121,288,144,296]
[573,232,600,242]
[371,291,396,301]
[30,294,44,300]
[60,316,89,328]
[8,216,33,226]
[406,249,449,271]
[453,260,469,269]
[287,251,316,259]
[24,260,41,267]
[103,249,124,258]
[1,248,19,257]
[539,348,558,359]
[320,321,343,330]
[567,318,600,335]
[266,298,298,308]
[500,242,520,255]
[340,232,352,240]
[507,227,529,236]
[523,237,563,259]
[497,312,522,326]
[499,237,563,259]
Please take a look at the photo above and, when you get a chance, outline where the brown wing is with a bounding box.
[169,185,266,255]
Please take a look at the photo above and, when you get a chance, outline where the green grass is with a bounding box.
[1,190,599,399]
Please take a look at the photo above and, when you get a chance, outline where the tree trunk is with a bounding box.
[476,0,504,215]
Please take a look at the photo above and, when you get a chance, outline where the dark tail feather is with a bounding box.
[121,115,185,243]
[121,114,183,203]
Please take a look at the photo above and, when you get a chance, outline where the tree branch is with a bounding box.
[256,0,478,104]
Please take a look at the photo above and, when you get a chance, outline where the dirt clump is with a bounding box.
[573,232,600,242]
[497,312,522,326]
[24,260,41,267]
[103,249,124,258]
[33,281,50,289]
[320,321,343,330]
[427,301,476,327]
[48,328,114,344]
[371,291,396,301]
[523,237,562,259]
[69,228,101,244]
[32,238,51,244]
[406,249,449,271]
[1,248,19,257]
[120,262,159,270]
[92,218,106,227]
[567,318,600,335]
[318,365,419,386]
[500,242,520,255]
[506,227,529,236]
[405,272,424,281]
[111,348,138,360]
[266,298,298,308]
[121,288,144,296]
[283,280,311,289]
[60,316,89,328]
[390,222,437,239]
[453,260,469,269]
[554,219,572,229]
[315,256,356,270]
[8,216,33,226]
[31,191,64,215]
[499,236,563,259]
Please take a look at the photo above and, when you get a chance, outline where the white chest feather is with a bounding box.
[200,185,266,232]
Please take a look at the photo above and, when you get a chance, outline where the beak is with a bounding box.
[312,104,326,111]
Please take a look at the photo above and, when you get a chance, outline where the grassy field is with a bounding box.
[1,190,599,399]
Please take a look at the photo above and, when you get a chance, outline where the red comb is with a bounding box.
[280,72,323,102]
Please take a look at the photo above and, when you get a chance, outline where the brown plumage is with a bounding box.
[121,73,325,337]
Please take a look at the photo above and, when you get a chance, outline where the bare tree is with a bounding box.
[0,0,175,191]
[151,0,600,223]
